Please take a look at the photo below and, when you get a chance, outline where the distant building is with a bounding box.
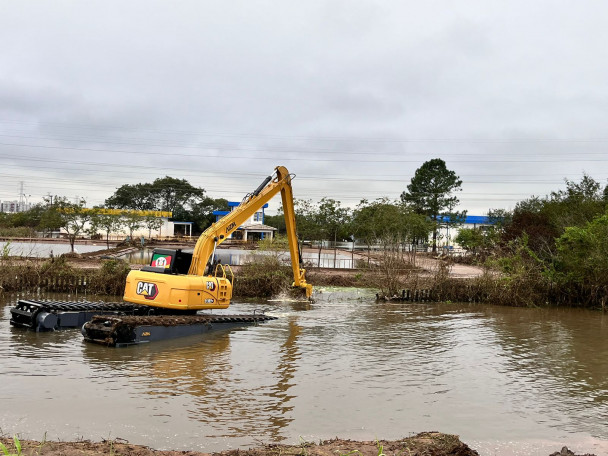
[213,202,277,241]
[439,215,495,250]
[55,209,179,240]
[0,200,32,213]
[460,215,493,229]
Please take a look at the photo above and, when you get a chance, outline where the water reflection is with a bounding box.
[0,241,102,257]
[80,317,303,442]
[486,307,608,437]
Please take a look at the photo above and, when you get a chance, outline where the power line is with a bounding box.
[1,132,608,158]
[0,161,590,185]
[4,118,608,144]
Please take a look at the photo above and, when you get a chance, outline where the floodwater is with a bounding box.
[0,241,103,257]
[1,290,607,456]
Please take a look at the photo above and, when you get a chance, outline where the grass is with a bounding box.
[375,439,385,456]
[0,436,22,456]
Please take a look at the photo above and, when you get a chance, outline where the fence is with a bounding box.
[303,257,357,269]
[1,275,92,293]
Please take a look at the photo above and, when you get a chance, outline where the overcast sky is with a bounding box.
[1,1,607,215]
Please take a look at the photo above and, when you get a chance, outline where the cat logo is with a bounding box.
[206,281,216,291]
[136,281,159,300]
[226,222,236,233]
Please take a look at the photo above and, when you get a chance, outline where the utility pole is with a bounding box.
[19,181,25,212]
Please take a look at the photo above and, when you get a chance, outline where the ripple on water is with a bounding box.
[1,294,608,454]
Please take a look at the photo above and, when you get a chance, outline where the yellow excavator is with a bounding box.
[77,166,312,345]
[11,166,311,345]
[122,165,312,311]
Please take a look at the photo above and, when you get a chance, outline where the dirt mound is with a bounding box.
[243,433,480,456]
[549,446,596,456]
[2,433,598,456]
[1,433,479,456]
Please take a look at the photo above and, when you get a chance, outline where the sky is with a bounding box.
[1,1,607,216]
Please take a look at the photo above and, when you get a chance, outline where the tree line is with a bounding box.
[268,158,465,255]
[0,176,229,252]
[6,158,608,308]
[463,173,608,308]
[2,158,465,252]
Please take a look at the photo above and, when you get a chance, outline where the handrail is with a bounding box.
[213,263,235,284]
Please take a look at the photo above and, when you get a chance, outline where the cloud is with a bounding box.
[0,1,607,213]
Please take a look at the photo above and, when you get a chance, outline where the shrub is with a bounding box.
[233,255,293,298]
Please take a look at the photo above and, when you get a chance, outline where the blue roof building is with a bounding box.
[437,215,495,251]
[212,202,276,241]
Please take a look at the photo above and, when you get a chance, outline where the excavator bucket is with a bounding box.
[290,282,314,302]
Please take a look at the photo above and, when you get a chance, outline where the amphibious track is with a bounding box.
[82,313,276,347]
[9,299,145,331]
[9,299,277,347]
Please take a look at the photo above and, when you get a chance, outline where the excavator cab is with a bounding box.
[141,249,193,275]
[124,248,233,311]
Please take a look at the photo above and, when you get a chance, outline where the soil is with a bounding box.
[1,434,597,456]
[0,433,481,456]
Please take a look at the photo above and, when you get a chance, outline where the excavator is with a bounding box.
[121,165,312,311]
[10,166,313,346]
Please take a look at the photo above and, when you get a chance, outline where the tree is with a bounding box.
[150,176,206,218]
[55,198,90,253]
[401,158,464,253]
[39,206,63,237]
[349,198,430,296]
[189,197,229,231]
[502,174,607,260]
[105,176,207,223]
[89,210,124,249]
[351,198,431,266]
[105,183,157,211]
[316,198,350,267]
[123,212,145,241]
[264,213,286,235]
[552,213,608,306]
[9,204,46,229]
[289,199,324,265]
[454,228,485,255]
[547,173,606,229]
[292,199,323,244]
[143,215,164,239]
[352,199,404,250]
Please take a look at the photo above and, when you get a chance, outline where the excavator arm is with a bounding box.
[123,166,312,311]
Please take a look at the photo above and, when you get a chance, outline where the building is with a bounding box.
[55,209,182,240]
[440,215,495,250]
[213,202,277,241]
[1,200,32,213]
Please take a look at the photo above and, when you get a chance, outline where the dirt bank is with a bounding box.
[1,433,597,456]
[0,433,481,456]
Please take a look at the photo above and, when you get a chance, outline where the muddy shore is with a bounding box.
[0,433,478,456]
[1,434,596,456]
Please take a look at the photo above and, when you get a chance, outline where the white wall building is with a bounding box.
[1,200,32,213]
[213,202,276,241]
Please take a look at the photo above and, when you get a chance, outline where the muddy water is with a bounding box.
[1,290,607,456]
